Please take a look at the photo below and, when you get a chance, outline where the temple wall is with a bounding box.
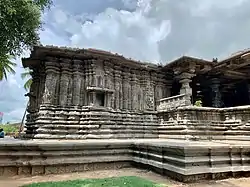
[24,57,170,139]
[158,106,250,141]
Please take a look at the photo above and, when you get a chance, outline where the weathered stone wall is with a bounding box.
[158,105,250,140]
[1,139,250,183]
[0,140,132,176]
[24,56,170,139]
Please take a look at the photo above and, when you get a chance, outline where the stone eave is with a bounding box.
[163,56,214,70]
[22,45,162,71]
[163,56,215,73]
[215,49,250,67]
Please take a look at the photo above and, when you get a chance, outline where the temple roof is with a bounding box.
[22,45,160,70]
[23,45,250,74]
[163,56,214,69]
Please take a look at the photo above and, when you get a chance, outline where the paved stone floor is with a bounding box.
[0,168,249,187]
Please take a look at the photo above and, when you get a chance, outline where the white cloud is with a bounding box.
[50,0,171,63]
[2,0,250,122]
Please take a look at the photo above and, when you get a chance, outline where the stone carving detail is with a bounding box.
[211,78,223,108]
[42,60,59,105]
[72,60,82,106]
[59,59,71,107]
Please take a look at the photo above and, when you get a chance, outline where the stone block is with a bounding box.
[65,164,79,173]
[3,167,18,176]
[32,166,45,175]
[18,166,32,175]
[45,165,61,174]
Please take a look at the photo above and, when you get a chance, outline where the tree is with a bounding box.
[0,54,16,80]
[0,0,52,80]
[21,68,32,91]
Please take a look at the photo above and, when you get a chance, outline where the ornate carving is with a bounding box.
[42,60,60,105]
[72,60,82,106]
[59,59,71,107]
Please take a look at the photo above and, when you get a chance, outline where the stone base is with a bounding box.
[24,107,159,139]
[0,162,131,176]
[1,139,250,183]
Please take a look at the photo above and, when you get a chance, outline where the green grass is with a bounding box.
[21,176,165,187]
[0,123,20,133]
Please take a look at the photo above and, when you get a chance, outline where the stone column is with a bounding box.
[80,63,86,106]
[211,78,222,108]
[127,71,132,111]
[114,66,120,110]
[42,60,60,105]
[109,64,115,109]
[118,69,123,110]
[59,59,71,107]
[37,70,45,108]
[72,60,82,106]
[27,70,39,113]
[178,72,194,105]
[84,60,90,106]
[122,69,129,111]
[143,70,154,111]
[131,70,137,111]
[138,71,144,111]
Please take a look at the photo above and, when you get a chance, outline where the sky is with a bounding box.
[1,0,250,123]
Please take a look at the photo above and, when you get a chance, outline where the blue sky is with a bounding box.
[1,0,250,123]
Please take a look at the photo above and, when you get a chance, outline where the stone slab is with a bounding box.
[0,139,250,182]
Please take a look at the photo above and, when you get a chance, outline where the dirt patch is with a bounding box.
[0,168,249,187]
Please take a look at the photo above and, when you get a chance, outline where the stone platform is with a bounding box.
[0,139,250,183]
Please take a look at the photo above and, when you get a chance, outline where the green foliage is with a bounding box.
[0,123,19,133]
[21,68,33,91]
[194,99,203,107]
[0,54,17,80]
[0,0,52,80]
[22,176,165,187]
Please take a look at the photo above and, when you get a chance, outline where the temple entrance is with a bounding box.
[171,80,181,96]
[222,81,249,107]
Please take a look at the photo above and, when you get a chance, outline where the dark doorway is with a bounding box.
[171,80,181,96]
[96,92,105,106]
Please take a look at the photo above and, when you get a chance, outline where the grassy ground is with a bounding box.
[21,176,165,187]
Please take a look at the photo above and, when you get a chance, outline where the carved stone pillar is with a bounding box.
[84,60,90,106]
[114,66,120,110]
[143,71,154,111]
[59,59,71,107]
[122,69,129,111]
[211,78,222,108]
[72,60,82,106]
[127,71,132,111]
[109,65,115,109]
[38,70,45,108]
[42,60,60,105]
[118,69,123,110]
[67,71,73,106]
[138,72,144,111]
[131,70,137,111]
[27,70,39,113]
[80,63,86,106]
[177,72,194,105]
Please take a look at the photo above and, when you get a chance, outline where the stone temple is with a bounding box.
[2,45,250,182]
[22,45,250,140]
